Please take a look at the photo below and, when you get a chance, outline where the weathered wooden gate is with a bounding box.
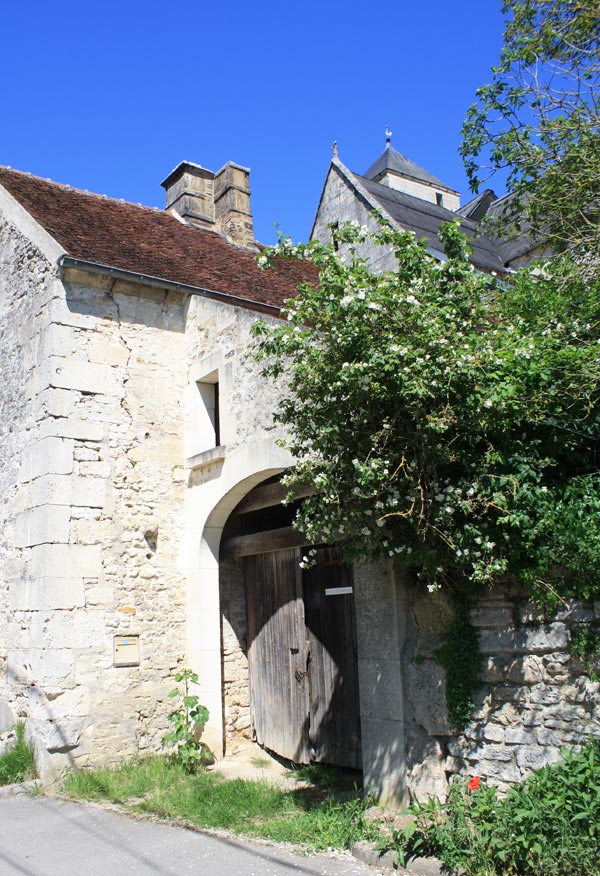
[244,546,361,768]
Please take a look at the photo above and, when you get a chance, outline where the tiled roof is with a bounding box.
[0,167,316,312]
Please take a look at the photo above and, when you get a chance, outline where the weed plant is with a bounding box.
[0,723,37,786]
[390,741,600,876]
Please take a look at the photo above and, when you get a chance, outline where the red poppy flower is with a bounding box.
[467,776,481,791]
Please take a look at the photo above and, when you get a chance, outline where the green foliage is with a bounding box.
[390,741,600,875]
[433,598,482,729]
[249,754,271,768]
[0,723,37,786]
[161,669,211,772]
[257,794,379,849]
[290,761,357,789]
[569,623,600,680]
[253,221,600,606]
[461,0,600,273]
[63,754,379,850]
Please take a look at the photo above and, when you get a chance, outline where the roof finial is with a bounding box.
[385,126,392,145]
[332,140,339,158]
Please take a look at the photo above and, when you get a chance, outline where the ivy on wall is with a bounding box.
[433,597,482,730]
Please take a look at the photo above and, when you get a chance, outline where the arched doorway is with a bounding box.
[220,476,361,769]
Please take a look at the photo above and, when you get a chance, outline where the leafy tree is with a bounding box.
[461,0,600,273]
[254,221,600,605]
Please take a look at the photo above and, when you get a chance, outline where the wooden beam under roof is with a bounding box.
[232,482,316,516]
[221,526,310,560]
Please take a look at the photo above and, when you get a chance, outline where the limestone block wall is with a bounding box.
[402,584,600,798]
[312,164,400,274]
[0,220,56,745]
[381,173,460,212]
[183,295,291,752]
[2,244,190,779]
[185,295,289,456]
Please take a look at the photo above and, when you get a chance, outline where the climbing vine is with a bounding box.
[433,597,482,729]
[569,624,600,682]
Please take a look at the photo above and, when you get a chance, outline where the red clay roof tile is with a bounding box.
[0,167,316,311]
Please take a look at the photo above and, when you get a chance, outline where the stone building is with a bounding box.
[312,139,539,273]
[0,146,597,804]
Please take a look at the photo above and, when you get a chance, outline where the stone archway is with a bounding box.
[218,481,361,769]
[183,439,409,806]
[182,438,293,756]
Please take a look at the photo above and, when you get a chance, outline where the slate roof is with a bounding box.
[354,172,505,273]
[486,192,541,265]
[457,189,498,222]
[364,144,457,193]
[0,167,316,313]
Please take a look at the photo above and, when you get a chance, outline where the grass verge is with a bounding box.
[63,756,380,850]
[0,723,37,786]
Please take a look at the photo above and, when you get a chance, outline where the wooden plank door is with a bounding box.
[303,547,361,769]
[245,549,312,762]
[244,546,361,768]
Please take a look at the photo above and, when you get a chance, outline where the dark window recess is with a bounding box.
[436,192,444,207]
[214,382,220,446]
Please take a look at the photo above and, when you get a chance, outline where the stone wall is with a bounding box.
[1,221,190,778]
[312,163,400,274]
[183,294,292,752]
[0,220,53,743]
[55,273,188,775]
[184,295,289,455]
[220,557,251,744]
[402,583,600,797]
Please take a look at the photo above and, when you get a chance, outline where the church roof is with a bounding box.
[486,192,541,266]
[457,189,498,222]
[353,171,505,273]
[0,167,316,314]
[364,143,458,193]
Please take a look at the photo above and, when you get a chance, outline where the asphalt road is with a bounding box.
[0,796,385,876]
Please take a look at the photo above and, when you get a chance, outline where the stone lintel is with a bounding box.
[38,418,104,442]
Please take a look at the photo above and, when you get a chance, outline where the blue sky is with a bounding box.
[2,1,506,244]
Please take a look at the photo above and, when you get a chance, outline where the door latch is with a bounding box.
[294,645,311,683]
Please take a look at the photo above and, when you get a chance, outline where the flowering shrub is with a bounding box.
[253,220,600,606]
[390,741,600,875]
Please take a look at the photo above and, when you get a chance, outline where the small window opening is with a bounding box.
[198,378,220,448]
[436,192,444,207]
[214,382,220,447]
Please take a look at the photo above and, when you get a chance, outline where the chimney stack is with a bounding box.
[161,160,255,248]
[214,162,254,249]
[161,162,215,228]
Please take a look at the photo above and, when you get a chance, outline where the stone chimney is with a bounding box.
[214,162,254,249]
[161,160,255,248]
[161,162,215,228]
